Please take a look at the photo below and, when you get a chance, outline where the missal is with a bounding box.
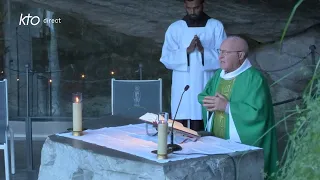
[139,112,200,138]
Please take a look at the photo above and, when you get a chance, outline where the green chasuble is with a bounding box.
[198,67,278,177]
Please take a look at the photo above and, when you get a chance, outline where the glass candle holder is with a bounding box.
[157,112,168,159]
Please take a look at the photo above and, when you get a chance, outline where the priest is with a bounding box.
[160,0,227,131]
[198,36,278,177]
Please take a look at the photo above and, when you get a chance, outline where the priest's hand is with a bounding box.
[202,93,228,112]
[195,35,204,53]
[187,36,197,54]
[202,96,216,111]
[212,93,228,111]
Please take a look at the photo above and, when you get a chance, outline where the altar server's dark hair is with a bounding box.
[184,0,204,3]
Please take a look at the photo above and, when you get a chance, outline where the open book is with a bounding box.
[139,112,200,138]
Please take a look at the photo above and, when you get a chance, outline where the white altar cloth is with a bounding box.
[56,123,260,163]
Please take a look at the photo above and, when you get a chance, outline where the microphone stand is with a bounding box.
[167,89,187,152]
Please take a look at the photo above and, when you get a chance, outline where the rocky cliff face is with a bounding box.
[11,0,320,43]
[5,0,320,123]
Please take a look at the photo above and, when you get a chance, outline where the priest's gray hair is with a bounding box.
[227,35,249,59]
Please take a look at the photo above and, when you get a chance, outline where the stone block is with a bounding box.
[38,136,264,180]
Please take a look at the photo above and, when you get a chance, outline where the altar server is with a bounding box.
[160,0,227,131]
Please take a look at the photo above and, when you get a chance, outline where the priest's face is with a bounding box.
[184,0,204,20]
[218,41,243,73]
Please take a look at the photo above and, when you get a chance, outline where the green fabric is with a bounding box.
[198,67,278,177]
[212,78,235,139]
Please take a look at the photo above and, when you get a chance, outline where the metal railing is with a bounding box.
[8,63,145,171]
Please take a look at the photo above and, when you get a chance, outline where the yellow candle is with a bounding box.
[73,96,82,132]
[157,120,168,157]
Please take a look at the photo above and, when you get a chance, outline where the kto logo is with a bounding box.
[19,13,61,26]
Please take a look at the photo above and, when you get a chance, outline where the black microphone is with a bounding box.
[167,85,190,152]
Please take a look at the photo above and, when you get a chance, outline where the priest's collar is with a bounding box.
[220,59,252,80]
[182,12,211,27]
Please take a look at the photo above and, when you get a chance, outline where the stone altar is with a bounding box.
[37,115,264,180]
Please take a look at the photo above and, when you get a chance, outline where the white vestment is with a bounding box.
[205,59,252,143]
[160,19,227,120]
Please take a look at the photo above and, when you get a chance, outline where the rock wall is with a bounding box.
[4,0,320,127]
[11,0,320,44]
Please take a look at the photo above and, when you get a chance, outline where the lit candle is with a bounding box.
[157,113,168,159]
[72,92,82,135]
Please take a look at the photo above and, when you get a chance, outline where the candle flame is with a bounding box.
[76,97,79,103]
